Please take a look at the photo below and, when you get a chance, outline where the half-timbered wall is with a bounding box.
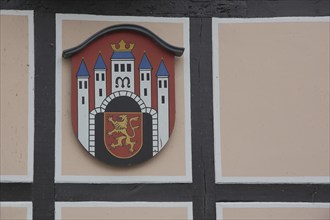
[1,1,329,219]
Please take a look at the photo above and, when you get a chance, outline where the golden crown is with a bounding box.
[111,40,135,52]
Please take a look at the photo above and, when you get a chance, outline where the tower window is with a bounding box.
[161,95,165,104]
[144,88,147,96]
[159,80,162,88]
[101,73,105,81]
[82,96,85,105]
[127,64,131,72]
[146,73,150,81]
[141,73,144,81]
[99,89,102,96]
[84,81,88,89]
[164,80,167,88]
[114,64,119,72]
[79,81,82,89]
[96,73,99,81]
[121,64,125,72]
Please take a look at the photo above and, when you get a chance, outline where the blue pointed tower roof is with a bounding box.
[94,53,106,69]
[156,60,169,77]
[77,59,89,77]
[139,53,152,70]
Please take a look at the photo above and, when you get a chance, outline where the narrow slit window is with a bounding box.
[146,73,150,81]
[99,89,102,97]
[161,95,165,104]
[84,81,88,89]
[96,73,99,81]
[144,88,147,96]
[82,96,85,105]
[164,80,167,88]
[141,73,144,81]
[79,81,82,89]
[159,80,162,88]
[101,73,105,81]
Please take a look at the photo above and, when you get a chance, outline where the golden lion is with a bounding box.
[107,114,140,152]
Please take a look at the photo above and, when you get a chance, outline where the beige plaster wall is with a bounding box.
[216,21,329,177]
[60,206,189,220]
[0,15,29,176]
[59,20,188,177]
[222,207,330,220]
[0,206,28,220]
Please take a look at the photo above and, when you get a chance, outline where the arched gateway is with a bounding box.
[88,91,158,161]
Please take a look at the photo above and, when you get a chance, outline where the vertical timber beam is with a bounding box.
[33,11,55,220]
[190,17,216,220]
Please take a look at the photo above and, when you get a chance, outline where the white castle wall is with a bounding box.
[94,69,106,107]
[139,69,152,107]
[157,77,169,149]
[78,47,171,156]
[111,60,134,93]
[77,77,89,150]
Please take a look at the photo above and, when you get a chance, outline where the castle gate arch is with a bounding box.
[88,91,158,156]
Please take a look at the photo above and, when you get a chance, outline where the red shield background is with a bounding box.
[104,112,143,159]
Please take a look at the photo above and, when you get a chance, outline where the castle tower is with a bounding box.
[94,53,107,107]
[139,52,152,107]
[77,59,90,150]
[156,59,169,149]
[110,40,135,93]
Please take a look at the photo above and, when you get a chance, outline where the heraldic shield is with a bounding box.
[104,112,143,159]
[63,24,184,166]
